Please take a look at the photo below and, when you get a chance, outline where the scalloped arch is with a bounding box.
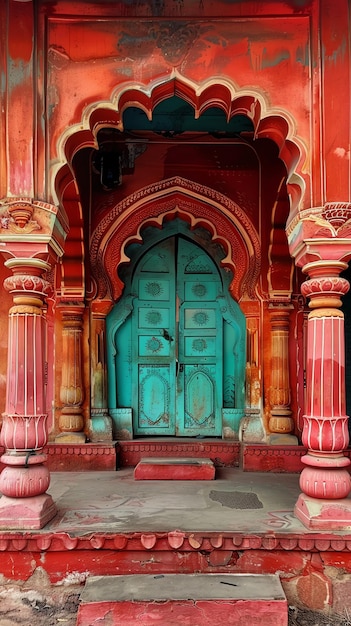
[90,176,261,302]
[53,74,305,214]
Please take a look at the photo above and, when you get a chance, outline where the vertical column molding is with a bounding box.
[300,261,350,468]
[0,256,56,529]
[0,197,68,529]
[287,204,351,529]
[268,303,297,443]
[87,303,113,442]
[56,304,86,443]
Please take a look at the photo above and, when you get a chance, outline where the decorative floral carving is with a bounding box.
[0,203,40,233]
[1,414,48,451]
[192,338,207,352]
[301,276,350,299]
[3,274,51,295]
[322,202,351,229]
[302,416,349,453]
[192,283,207,297]
[146,337,163,353]
[150,22,200,65]
[90,177,261,302]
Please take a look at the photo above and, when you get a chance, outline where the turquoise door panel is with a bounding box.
[177,300,222,436]
[176,239,222,436]
[137,364,174,433]
[132,239,176,436]
[184,365,215,429]
[107,224,247,440]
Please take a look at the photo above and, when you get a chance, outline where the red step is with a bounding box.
[77,573,288,626]
[134,456,215,480]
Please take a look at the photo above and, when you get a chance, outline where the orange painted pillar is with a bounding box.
[56,304,86,443]
[268,303,296,442]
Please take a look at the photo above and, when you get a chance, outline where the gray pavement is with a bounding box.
[43,467,314,535]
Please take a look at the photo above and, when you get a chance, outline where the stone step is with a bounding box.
[134,456,216,480]
[77,573,288,626]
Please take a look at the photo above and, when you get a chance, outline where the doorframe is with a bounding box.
[106,218,248,440]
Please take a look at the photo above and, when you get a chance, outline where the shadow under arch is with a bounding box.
[53,74,306,219]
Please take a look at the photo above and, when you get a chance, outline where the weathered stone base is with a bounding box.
[54,432,86,444]
[77,573,287,626]
[295,493,351,530]
[0,494,57,530]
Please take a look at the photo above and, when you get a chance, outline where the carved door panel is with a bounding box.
[176,238,222,436]
[132,239,176,435]
[132,236,222,436]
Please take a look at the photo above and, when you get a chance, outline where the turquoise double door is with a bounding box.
[132,237,223,437]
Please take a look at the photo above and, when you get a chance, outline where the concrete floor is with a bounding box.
[43,467,317,535]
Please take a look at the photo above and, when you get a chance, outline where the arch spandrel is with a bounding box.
[90,177,260,303]
[53,75,306,221]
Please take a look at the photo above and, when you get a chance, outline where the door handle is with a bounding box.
[162,329,173,342]
[176,361,184,377]
[176,362,184,377]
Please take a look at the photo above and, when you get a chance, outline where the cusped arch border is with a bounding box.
[90,176,261,302]
[53,73,306,216]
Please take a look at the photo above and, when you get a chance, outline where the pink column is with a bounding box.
[0,257,56,529]
[287,203,351,529]
[295,259,351,528]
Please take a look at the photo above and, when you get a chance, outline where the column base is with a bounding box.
[267,433,299,445]
[295,493,351,530]
[55,431,86,444]
[87,414,113,443]
[0,493,57,530]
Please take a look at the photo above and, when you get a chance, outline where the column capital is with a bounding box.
[0,197,69,261]
[57,300,86,315]
[287,203,351,269]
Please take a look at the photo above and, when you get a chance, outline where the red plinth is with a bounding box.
[0,494,57,530]
[44,443,117,471]
[77,574,287,626]
[294,493,351,530]
[243,444,307,472]
[134,457,215,480]
[118,440,240,468]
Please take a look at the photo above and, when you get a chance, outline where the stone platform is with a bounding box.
[3,441,347,474]
[77,573,287,625]
[0,469,351,616]
[118,439,240,468]
[134,457,216,480]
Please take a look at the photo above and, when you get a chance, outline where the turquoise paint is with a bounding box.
[295,43,310,67]
[7,59,32,90]
[107,219,246,438]
[123,96,253,133]
[323,37,347,65]
[261,47,291,69]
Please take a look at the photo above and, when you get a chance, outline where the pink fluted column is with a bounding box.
[0,258,56,529]
[295,259,351,529]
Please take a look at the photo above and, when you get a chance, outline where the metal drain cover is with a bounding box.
[209,490,263,509]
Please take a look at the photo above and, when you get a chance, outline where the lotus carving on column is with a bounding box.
[322,202,351,233]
